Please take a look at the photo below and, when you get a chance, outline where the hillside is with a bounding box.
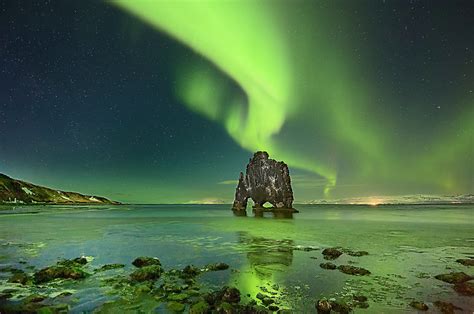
[0,173,119,205]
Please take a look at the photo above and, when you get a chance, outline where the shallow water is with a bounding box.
[0,204,473,313]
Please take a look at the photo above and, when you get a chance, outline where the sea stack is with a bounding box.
[232,151,296,215]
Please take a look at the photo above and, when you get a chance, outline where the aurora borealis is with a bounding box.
[0,0,472,203]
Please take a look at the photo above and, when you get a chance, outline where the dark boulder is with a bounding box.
[322,248,343,260]
[337,265,371,276]
[232,152,295,214]
[132,256,161,268]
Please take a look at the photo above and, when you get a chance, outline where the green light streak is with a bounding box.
[112,1,473,197]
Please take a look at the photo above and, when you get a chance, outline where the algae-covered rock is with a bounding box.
[189,300,210,314]
[433,301,462,314]
[167,301,185,312]
[34,265,89,283]
[434,272,472,284]
[320,262,337,270]
[453,281,474,296]
[8,271,30,285]
[346,250,369,257]
[337,265,371,276]
[456,258,474,266]
[410,301,429,311]
[181,265,200,277]
[132,256,161,268]
[130,265,162,282]
[322,248,343,260]
[23,294,47,303]
[205,262,229,271]
[167,293,189,302]
[95,263,125,272]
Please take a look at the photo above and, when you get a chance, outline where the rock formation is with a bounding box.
[232,151,296,214]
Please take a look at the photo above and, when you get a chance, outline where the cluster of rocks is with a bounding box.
[318,247,371,276]
[316,295,369,313]
[0,255,288,313]
[404,257,474,313]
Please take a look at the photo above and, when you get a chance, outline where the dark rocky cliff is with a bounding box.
[0,173,119,205]
[232,151,296,214]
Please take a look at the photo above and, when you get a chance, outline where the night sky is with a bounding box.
[1,1,473,204]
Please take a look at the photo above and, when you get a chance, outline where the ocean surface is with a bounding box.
[0,204,473,313]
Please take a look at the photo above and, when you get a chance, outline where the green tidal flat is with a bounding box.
[0,204,473,313]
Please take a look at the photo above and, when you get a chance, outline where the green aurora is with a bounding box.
[113,0,473,198]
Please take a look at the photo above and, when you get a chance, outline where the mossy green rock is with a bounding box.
[132,256,161,268]
[189,301,210,314]
[130,265,162,282]
[34,265,89,283]
[8,271,30,285]
[168,293,189,302]
[96,263,125,272]
[206,262,229,271]
[167,301,185,312]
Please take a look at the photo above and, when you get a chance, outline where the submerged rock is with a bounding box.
[181,265,200,278]
[8,271,30,285]
[433,301,462,314]
[205,262,229,271]
[189,301,210,314]
[95,263,125,272]
[231,151,295,213]
[337,265,371,276]
[322,248,343,260]
[132,256,161,268]
[346,250,369,257]
[410,301,429,311]
[329,300,352,313]
[456,258,474,266]
[434,272,472,284]
[130,265,162,282]
[320,262,337,270]
[453,281,474,296]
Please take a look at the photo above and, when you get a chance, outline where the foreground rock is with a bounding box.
[232,151,296,214]
[434,272,472,284]
[34,257,90,283]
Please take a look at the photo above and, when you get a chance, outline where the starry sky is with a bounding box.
[1,0,473,204]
